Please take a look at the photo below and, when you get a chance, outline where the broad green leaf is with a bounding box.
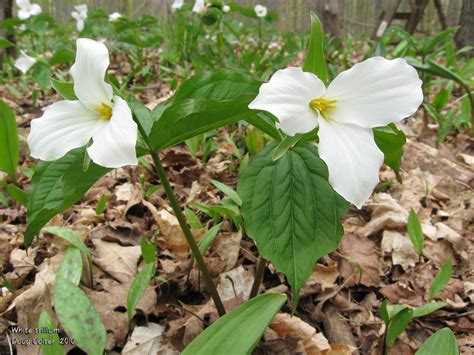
[149,95,255,151]
[51,79,77,100]
[373,123,406,182]
[246,112,281,141]
[198,222,223,255]
[385,308,413,347]
[238,143,348,303]
[6,184,28,205]
[407,209,424,255]
[50,48,75,66]
[140,236,156,264]
[127,262,155,320]
[26,148,110,247]
[413,302,447,318]
[182,293,286,355]
[210,179,242,206]
[0,100,19,179]
[429,259,453,301]
[38,310,64,355]
[272,134,303,161]
[415,328,458,355]
[455,96,472,130]
[57,246,83,286]
[54,277,106,355]
[303,13,328,84]
[0,38,15,48]
[43,227,92,261]
[128,95,165,138]
[184,207,203,229]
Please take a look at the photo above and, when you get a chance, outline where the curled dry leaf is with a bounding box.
[122,323,176,355]
[381,231,419,270]
[216,265,254,310]
[300,263,340,298]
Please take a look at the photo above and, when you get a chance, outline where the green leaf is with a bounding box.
[0,100,19,180]
[407,209,424,255]
[26,148,110,247]
[303,12,328,84]
[210,179,242,206]
[51,79,77,100]
[429,259,453,301]
[38,310,64,355]
[423,28,457,54]
[245,112,281,141]
[433,81,454,111]
[182,293,286,355]
[43,227,92,261]
[386,304,408,320]
[373,123,406,182]
[426,59,468,87]
[385,308,413,347]
[57,246,83,286]
[127,262,155,320]
[238,143,347,303]
[184,207,203,229]
[415,328,458,355]
[149,95,255,151]
[272,134,303,161]
[455,96,472,130]
[140,236,156,264]
[198,222,223,255]
[379,300,390,325]
[50,48,75,66]
[54,277,106,355]
[413,302,447,318]
[95,194,110,215]
[6,184,28,205]
[0,38,15,49]
[31,64,51,89]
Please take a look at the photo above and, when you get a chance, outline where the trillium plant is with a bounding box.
[14,13,423,354]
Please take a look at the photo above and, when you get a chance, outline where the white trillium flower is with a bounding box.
[254,4,267,18]
[71,4,88,32]
[14,51,37,74]
[248,57,423,208]
[28,38,138,169]
[223,5,230,13]
[16,0,41,20]
[171,0,184,11]
[193,0,207,13]
[108,12,122,22]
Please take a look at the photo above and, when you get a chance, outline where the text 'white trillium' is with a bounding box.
[16,0,41,20]
[249,57,423,208]
[28,38,138,169]
[14,51,36,74]
[71,4,88,32]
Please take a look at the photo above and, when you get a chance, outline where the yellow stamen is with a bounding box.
[95,102,113,120]
[309,97,337,120]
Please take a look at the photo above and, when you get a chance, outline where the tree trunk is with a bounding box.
[316,0,341,38]
[455,0,474,48]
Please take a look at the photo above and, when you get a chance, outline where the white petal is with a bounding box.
[249,67,325,136]
[87,96,138,168]
[71,11,80,20]
[16,0,30,8]
[318,119,384,209]
[70,38,113,110]
[29,3,41,15]
[76,19,84,31]
[14,53,36,74]
[193,0,206,13]
[28,101,102,161]
[108,12,122,22]
[18,9,30,20]
[324,57,423,128]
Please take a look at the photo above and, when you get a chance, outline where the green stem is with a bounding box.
[249,257,266,299]
[148,149,226,316]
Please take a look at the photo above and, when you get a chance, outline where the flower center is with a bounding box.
[95,102,113,120]
[309,98,337,120]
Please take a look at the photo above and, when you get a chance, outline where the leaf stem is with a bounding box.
[148,149,226,316]
[249,257,266,299]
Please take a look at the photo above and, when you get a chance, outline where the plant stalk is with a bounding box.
[249,257,266,299]
[149,149,226,316]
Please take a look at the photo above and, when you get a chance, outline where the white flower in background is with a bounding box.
[28,39,138,169]
[223,5,230,13]
[254,4,267,18]
[71,4,88,32]
[108,12,122,22]
[171,0,184,11]
[16,0,41,20]
[193,0,207,13]
[249,57,423,208]
[14,51,37,74]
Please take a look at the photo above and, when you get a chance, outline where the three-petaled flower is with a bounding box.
[249,57,423,208]
[28,38,138,169]
[14,51,36,74]
[71,4,88,32]
[254,4,267,18]
[109,12,122,22]
[16,0,41,20]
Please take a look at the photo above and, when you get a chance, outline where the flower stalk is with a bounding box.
[249,257,266,299]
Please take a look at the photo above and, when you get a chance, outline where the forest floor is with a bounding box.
[0,58,473,355]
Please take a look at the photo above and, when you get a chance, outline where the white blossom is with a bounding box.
[14,51,36,74]
[254,4,267,18]
[16,0,41,20]
[71,4,88,32]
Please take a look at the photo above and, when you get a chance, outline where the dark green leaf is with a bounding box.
[6,184,28,205]
[385,308,413,347]
[238,143,348,303]
[455,96,472,130]
[140,236,156,264]
[51,79,77,100]
[303,13,328,84]
[50,48,75,66]
[198,222,223,255]
[407,209,424,255]
[0,100,19,179]
[38,310,64,355]
[413,302,447,318]
[0,38,15,49]
[127,262,155,320]
[26,148,110,247]
[245,112,281,141]
[182,293,286,355]
[430,259,453,301]
[210,179,242,206]
[184,207,203,229]
[54,277,106,355]
[379,300,390,325]
[31,64,51,89]
[415,328,458,355]
[374,123,406,182]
